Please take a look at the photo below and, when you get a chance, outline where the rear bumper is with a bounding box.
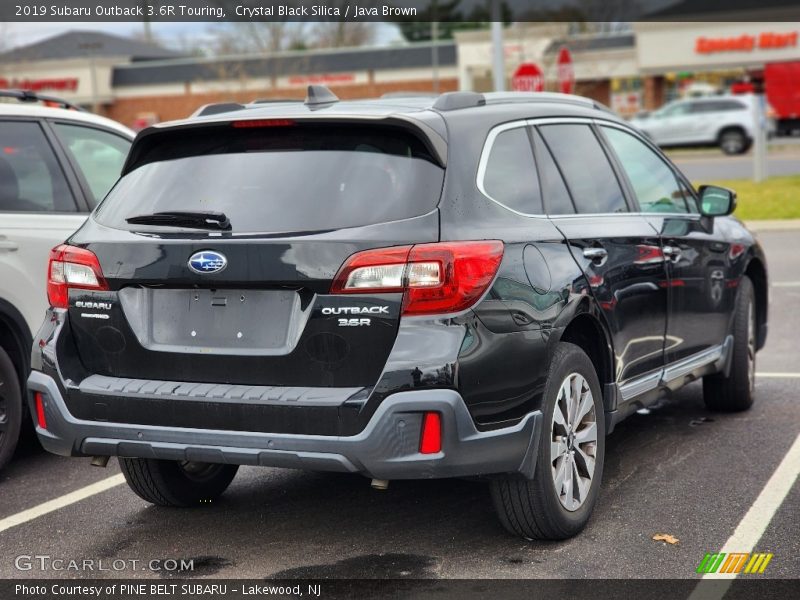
[27,371,542,481]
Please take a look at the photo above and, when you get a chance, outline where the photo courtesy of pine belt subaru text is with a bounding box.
[27,87,768,540]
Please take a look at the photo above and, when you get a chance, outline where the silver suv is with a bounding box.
[0,91,133,470]
[630,95,776,155]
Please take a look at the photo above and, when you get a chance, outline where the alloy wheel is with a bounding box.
[550,373,598,511]
[747,301,756,394]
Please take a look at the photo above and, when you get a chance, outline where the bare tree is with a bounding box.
[310,22,377,49]
[209,22,308,55]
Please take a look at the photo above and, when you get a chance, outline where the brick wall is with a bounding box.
[104,78,459,127]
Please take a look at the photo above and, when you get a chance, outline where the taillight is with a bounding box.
[331,241,504,316]
[47,244,108,309]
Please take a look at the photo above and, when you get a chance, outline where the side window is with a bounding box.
[481,126,542,214]
[531,128,574,215]
[601,126,688,214]
[0,121,75,212]
[538,124,628,214]
[53,123,131,208]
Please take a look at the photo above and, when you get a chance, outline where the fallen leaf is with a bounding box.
[652,533,680,545]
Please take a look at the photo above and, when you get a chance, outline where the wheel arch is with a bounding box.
[0,298,33,393]
[744,256,768,350]
[555,308,615,409]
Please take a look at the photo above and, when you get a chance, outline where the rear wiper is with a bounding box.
[125,211,231,230]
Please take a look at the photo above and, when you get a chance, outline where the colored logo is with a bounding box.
[697,552,773,574]
[188,251,227,275]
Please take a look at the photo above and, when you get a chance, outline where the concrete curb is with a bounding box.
[744,219,800,232]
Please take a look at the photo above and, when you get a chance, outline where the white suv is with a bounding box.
[0,92,133,469]
[629,95,776,155]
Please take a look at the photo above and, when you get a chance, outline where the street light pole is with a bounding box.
[491,2,505,92]
[78,42,103,113]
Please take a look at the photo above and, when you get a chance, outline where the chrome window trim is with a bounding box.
[475,119,545,218]
[475,115,702,219]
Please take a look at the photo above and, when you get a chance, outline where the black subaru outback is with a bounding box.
[28,88,768,540]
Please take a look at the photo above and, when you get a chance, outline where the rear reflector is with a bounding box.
[34,392,47,430]
[420,412,442,454]
[331,241,504,316]
[47,245,109,309]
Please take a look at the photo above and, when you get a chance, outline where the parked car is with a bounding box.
[0,91,133,470]
[629,95,776,154]
[27,89,768,539]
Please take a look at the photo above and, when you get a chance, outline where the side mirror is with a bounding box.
[698,185,736,217]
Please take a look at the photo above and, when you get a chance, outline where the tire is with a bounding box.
[0,347,22,471]
[719,128,749,155]
[703,276,756,412]
[118,458,238,507]
[491,342,605,540]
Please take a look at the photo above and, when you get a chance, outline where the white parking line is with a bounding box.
[688,432,800,599]
[771,282,800,288]
[0,474,124,534]
[756,372,800,378]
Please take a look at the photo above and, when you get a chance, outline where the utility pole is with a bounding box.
[143,1,152,42]
[431,21,439,94]
[491,2,504,92]
[78,41,103,113]
[752,93,768,182]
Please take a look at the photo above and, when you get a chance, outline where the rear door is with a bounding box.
[0,119,88,334]
[598,123,734,364]
[67,120,444,389]
[536,121,668,389]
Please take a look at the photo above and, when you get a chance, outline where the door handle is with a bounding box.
[663,245,682,262]
[0,240,18,252]
[583,247,608,263]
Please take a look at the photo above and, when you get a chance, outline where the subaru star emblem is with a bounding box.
[188,251,227,274]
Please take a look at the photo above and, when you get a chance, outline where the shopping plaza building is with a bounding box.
[1,18,798,128]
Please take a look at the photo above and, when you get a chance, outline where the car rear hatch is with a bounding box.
[55,118,446,432]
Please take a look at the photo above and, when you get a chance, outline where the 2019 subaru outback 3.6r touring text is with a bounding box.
[28,88,768,540]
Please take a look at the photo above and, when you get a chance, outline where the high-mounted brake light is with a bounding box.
[47,244,109,309]
[330,241,504,316]
[231,119,295,128]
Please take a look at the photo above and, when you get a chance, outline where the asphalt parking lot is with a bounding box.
[668,138,800,180]
[0,231,798,582]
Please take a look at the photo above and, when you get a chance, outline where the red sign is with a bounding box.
[512,63,544,93]
[695,31,798,54]
[556,46,575,95]
[0,78,78,92]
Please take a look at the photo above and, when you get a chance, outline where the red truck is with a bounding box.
[765,62,800,136]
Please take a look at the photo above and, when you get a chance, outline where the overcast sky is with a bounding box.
[1,21,404,52]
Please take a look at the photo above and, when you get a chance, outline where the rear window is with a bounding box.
[95,124,444,234]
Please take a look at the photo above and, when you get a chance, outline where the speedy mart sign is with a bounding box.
[0,77,78,92]
[635,23,800,72]
[696,31,798,54]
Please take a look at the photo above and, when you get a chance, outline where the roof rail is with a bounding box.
[0,89,85,111]
[483,91,615,114]
[432,91,486,111]
[304,85,339,108]
[192,102,247,117]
